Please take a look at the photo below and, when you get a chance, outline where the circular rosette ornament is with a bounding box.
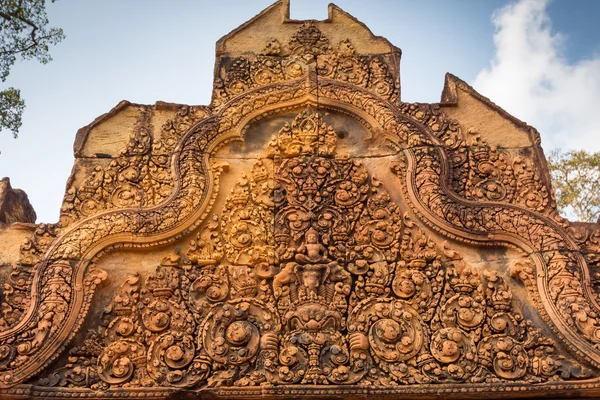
[334,180,362,207]
[111,182,143,208]
[252,65,278,86]
[189,266,229,314]
[97,340,146,385]
[229,221,257,250]
[348,298,425,381]
[141,299,193,335]
[147,333,210,387]
[473,178,507,202]
[516,187,547,212]
[283,57,307,79]
[200,300,280,366]
[369,313,424,362]
[440,294,485,331]
[392,268,432,309]
[79,197,102,217]
[429,328,478,381]
[105,316,138,341]
[488,312,523,338]
[478,335,528,380]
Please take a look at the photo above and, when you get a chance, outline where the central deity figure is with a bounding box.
[295,228,327,265]
[274,228,343,305]
[292,228,337,301]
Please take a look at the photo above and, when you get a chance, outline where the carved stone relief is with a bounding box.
[29,109,590,393]
[1,1,600,398]
[213,21,398,107]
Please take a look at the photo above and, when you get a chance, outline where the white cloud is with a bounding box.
[472,0,600,152]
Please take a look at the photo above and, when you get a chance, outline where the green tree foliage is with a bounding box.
[0,0,64,138]
[548,149,600,223]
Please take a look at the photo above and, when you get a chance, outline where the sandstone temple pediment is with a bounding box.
[2,1,600,398]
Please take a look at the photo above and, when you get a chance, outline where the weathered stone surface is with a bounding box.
[1,1,600,399]
[0,177,36,225]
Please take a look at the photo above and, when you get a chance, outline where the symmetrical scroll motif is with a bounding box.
[288,21,331,57]
[2,32,600,396]
[213,22,398,106]
[33,109,591,392]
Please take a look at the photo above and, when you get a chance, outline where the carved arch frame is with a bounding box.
[1,74,600,394]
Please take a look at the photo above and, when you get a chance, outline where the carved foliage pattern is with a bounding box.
[35,109,590,390]
[0,108,223,386]
[0,223,59,332]
[390,103,600,354]
[60,105,210,226]
[2,49,600,394]
[0,73,323,390]
[305,81,600,367]
[213,22,398,106]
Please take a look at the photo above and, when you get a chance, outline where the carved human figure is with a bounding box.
[295,228,328,265]
[274,228,347,307]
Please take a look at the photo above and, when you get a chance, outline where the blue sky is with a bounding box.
[1,0,599,223]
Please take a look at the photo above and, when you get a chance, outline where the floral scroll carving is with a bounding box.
[2,5,600,397]
[213,22,398,107]
[31,109,591,394]
[448,129,551,213]
[60,105,210,226]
